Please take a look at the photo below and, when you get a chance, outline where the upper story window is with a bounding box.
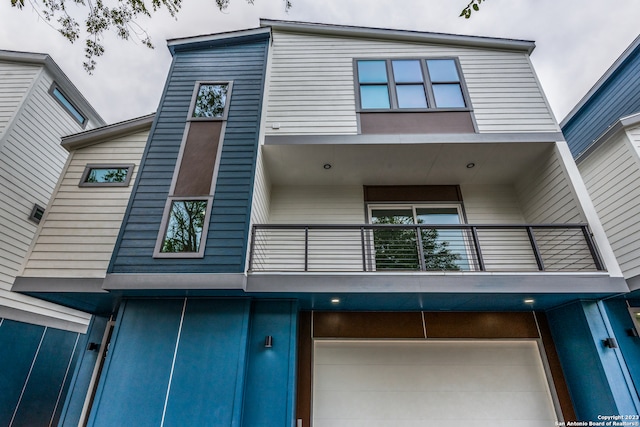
[49,84,87,126]
[188,82,232,120]
[79,164,134,187]
[356,58,468,111]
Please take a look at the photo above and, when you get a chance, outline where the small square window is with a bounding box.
[360,85,391,109]
[189,82,231,120]
[155,198,212,258]
[79,164,134,187]
[29,204,45,224]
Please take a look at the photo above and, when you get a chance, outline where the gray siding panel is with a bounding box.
[111,37,268,274]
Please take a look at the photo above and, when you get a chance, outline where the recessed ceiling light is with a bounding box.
[524,298,535,304]
[466,162,475,169]
[331,298,340,304]
[323,163,332,170]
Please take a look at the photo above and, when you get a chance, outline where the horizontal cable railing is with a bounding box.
[249,224,605,273]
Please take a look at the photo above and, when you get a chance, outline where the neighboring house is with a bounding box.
[0,50,105,426]
[561,33,640,406]
[14,114,152,426]
[13,21,639,425]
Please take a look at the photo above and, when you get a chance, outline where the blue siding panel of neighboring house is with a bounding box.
[110,35,269,274]
[0,319,82,427]
[563,43,640,158]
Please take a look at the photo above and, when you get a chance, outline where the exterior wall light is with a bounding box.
[331,298,340,304]
[264,335,273,348]
[603,337,618,348]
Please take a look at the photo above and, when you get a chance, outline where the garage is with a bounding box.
[312,340,559,426]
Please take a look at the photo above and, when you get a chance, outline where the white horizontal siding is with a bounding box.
[461,185,536,270]
[22,129,148,278]
[515,145,591,271]
[257,185,364,271]
[250,147,271,225]
[628,124,640,152]
[579,132,640,279]
[266,30,558,136]
[0,61,39,139]
[0,68,97,327]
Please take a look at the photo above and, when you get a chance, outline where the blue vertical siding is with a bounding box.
[241,301,298,427]
[87,298,299,426]
[563,42,640,158]
[111,34,269,275]
[162,299,250,426]
[58,316,109,427]
[88,300,184,427]
[604,299,640,401]
[0,319,82,427]
[547,301,640,419]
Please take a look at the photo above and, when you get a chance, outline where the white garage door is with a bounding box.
[313,340,558,427]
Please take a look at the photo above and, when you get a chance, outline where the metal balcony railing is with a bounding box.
[248,224,605,273]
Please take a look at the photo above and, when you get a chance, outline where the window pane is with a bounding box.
[371,209,414,224]
[85,168,129,183]
[416,207,467,271]
[433,84,466,108]
[371,209,418,270]
[396,85,428,108]
[416,208,460,224]
[392,60,423,83]
[193,84,228,118]
[53,87,86,124]
[360,85,390,109]
[426,59,460,82]
[357,61,388,83]
[161,200,208,253]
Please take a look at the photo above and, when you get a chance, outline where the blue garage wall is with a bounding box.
[547,301,640,420]
[604,299,640,400]
[110,33,269,275]
[88,298,302,426]
[88,300,184,427]
[162,299,250,426]
[58,316,109,427]
[0,318,83,427]
[242,301,298,427]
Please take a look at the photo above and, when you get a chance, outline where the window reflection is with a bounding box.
[192,84,228,118]
[161,200,208,253]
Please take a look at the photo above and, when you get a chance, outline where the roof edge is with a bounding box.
[561,33,640,127]
[575,111,640,163]
[0,49,105,126]
[61,113,155,151]
[167,27,271,54]
[260,19,535,53]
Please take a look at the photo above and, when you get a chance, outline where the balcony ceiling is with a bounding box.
[263,142,554,186]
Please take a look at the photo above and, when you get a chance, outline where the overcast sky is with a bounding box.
[0,0,638,124]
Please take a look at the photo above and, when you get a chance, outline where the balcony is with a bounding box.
[249,223,604,273]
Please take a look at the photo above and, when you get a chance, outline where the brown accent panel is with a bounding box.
[424,312,539,338]
[296,311,312,427]
[535,311,577,422]
[173,121,222,196]
[313,312,424,339]
[364,185,461,203]
[360,111,475,134]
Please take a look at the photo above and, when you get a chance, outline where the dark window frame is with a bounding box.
[78,164,135,187]
[48,83,88,127]
[187,81,233,122]
[354,57,471,113]
[153,196,213,258]
[29,204,45,224]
